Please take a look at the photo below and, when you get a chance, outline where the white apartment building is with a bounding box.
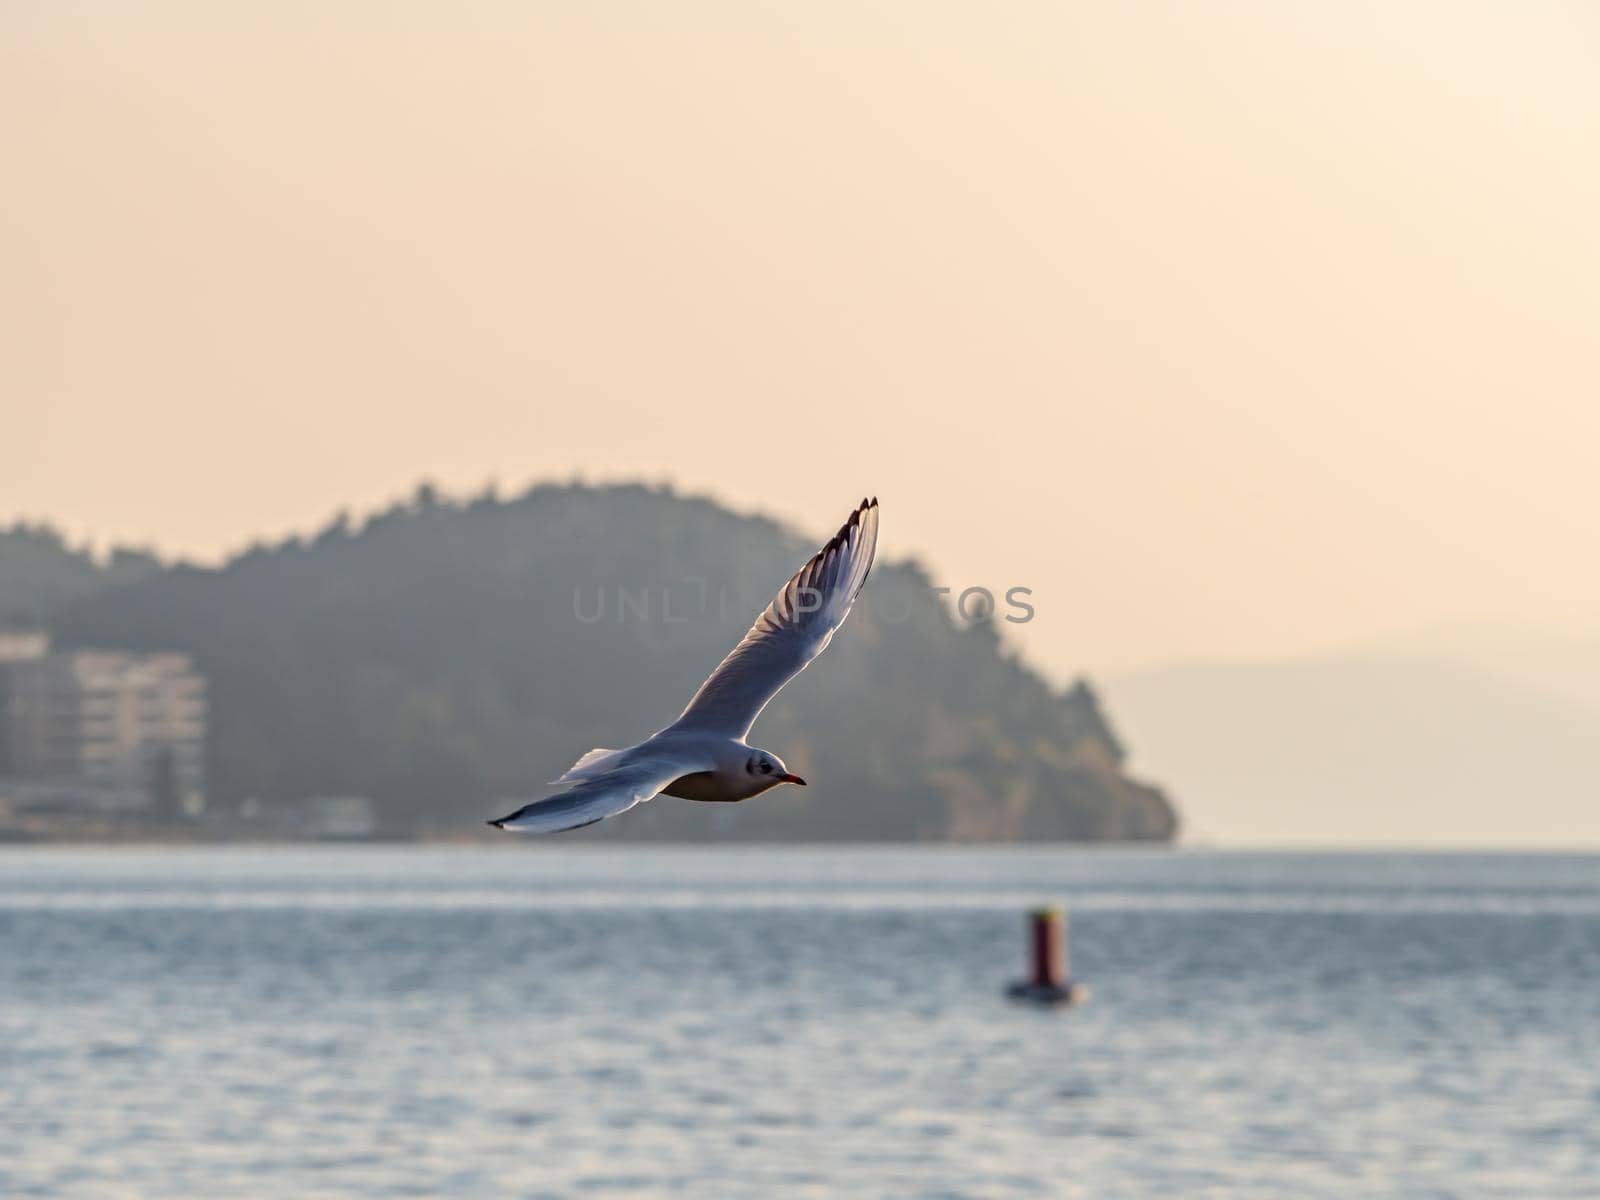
[0,633,207,814]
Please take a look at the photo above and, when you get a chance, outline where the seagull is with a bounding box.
[488,497,881,834]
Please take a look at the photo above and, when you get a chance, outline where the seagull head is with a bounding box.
[745,750,806,791]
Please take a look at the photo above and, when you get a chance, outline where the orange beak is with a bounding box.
[777,773,807,786]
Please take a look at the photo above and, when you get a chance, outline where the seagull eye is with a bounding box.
[760,761,771,775]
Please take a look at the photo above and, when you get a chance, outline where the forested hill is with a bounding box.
[11,483,1177,841]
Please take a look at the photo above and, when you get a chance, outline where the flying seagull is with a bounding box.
[489,497,881,833]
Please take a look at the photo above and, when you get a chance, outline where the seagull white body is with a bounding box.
[489,497,881,834]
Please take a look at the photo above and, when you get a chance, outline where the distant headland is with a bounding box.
[0,483,1177,843]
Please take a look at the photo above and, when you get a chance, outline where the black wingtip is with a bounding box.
[487,819,505,830]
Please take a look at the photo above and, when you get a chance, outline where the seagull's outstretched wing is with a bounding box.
[489,752,706,834]
[668,497,879,740]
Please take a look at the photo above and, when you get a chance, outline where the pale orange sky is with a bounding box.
[4,1,1598,678]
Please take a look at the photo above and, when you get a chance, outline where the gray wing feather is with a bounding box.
[489,755,703,834]
[668,498,880,739]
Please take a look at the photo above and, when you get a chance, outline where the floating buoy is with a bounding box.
[1006,905,1089,1006]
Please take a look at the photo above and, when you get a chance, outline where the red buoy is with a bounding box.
[1006,906,1089,1006]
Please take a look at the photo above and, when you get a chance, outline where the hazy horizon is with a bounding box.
[9,475,1598,849]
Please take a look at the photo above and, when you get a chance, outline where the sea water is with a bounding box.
[2,847,1596,1198]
